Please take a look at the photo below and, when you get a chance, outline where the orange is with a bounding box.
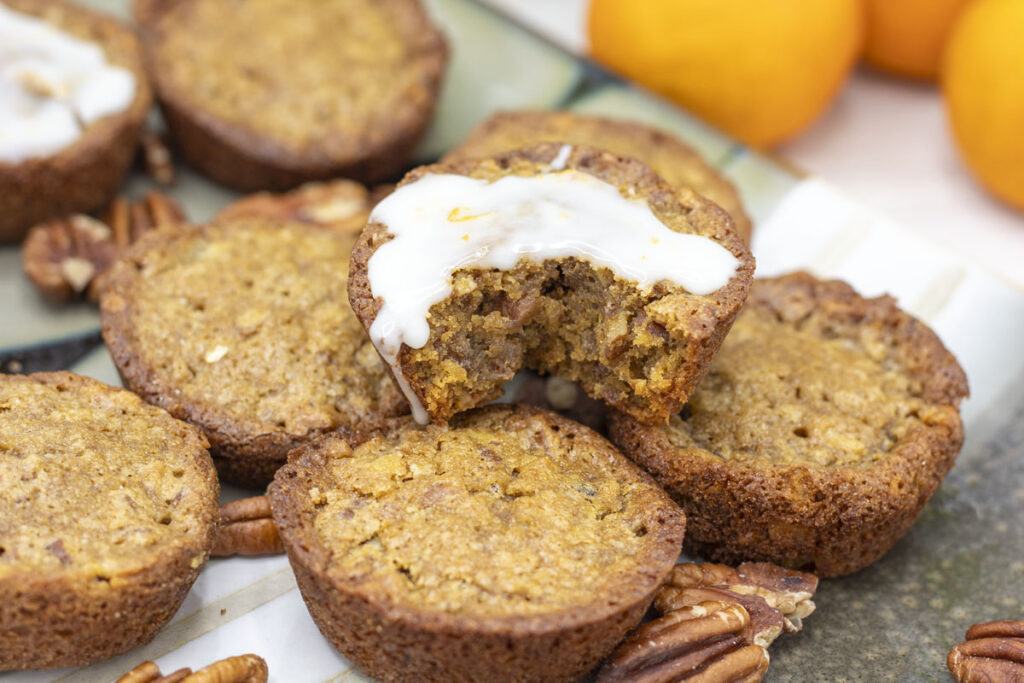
[587,0,864,147]
[942,0,1024,211]
[863,0,974,80]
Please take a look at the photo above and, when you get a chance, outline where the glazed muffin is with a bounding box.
[215,179,392,237]
[269,404,686,683]
[101,216,408,487]
[610,272,969,577]
[0,0,151,242]
[133,0,447,192]
[348,143,755,426]
[0,372,218,670]
[446,111,753,244]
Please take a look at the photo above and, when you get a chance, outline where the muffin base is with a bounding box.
[0,549,206,670]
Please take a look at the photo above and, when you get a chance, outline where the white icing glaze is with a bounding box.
[365,168,741,423]
[0,4,136,163]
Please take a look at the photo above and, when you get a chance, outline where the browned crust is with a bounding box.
[446,110,753,244]
[609,272,969,578]
[347,143,755,425]
[99,220,407,488]
[132,0,447,192]
[0,372,218,670]
[0,0,152,243]
[99,224,306,486]
[269,404,686,683]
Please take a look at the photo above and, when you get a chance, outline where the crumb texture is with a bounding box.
[0,373,214,578]
[294,406,683,617]
[349,144,754,425]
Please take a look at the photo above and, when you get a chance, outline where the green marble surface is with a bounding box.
[770,375,1024,681]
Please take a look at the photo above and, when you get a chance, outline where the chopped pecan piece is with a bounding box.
[22,192,186,303]
[217,179,388,235]
[595,600,769,683]
[212,495,284,557]
[117,654,268,683]
[948,619,1024,683]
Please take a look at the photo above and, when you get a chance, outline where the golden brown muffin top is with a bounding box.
[272,405,685,619]
[664,273,969,467]
[139,0,445,156]
[100,217,407,456]
[446,110,752,243]
[0,372,217,578]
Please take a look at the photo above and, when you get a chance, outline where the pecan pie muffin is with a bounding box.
[348,143,754,426]
[446,111,753,243]
[101,216,408,487]
[0,0,151,242]
[610,272,969,577]
[0,372,218,670]
[269,404,686,682]
[133,0,447,191]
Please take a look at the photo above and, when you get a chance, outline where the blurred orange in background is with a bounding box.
[587,0,864,148]
[942,0,1024,211]
[862,0,973,80]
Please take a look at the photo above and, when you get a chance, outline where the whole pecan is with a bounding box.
[22,192,186,302]
[948,619,1024,683]
[212,495,284,557]
[117,654,268,683]
[595,600,769,683]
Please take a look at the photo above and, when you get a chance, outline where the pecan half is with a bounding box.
[117,660,162,683]
[661,586,785,648]
[22,192,186,303]
[23,214,116,302]
[596,600,769,683]
[117,654,268,683]
[656,561,819,636]
[948,619,1024,683]
[212,495,283,557]
[216,179,389,235]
